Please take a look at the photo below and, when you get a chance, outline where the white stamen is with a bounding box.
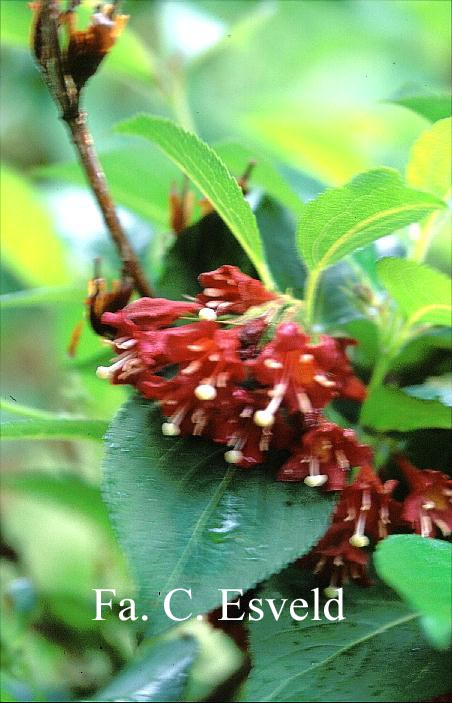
[349,534,369,548]
[335,450,350,469]
[224,450,243,464]
[187,344,203,352]
[300,354,314,363]
[253,409,275,427]
[421,513,432,537]
[208,353,220,362]
[194,383,217,401]
[203,287,223,297]
[324,586,340,599]
[198,307,217,321]
[206,301,220,308]
[314,374,336,388]
[162,422,181,437]
[96,366,113,379]
[264,358,283,369]
[181,361,202,375]
[304,474,328,487]
[422,501,435,510]
[115,338,136,350]
[297,392,312,413]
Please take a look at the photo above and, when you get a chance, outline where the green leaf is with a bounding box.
[214,141,304,215]
[1,165,69,286]
[377,258,452,328]
[389,95,452,123]
[406,118,452,199]
[296,168,445,271]
[0,285,85,310]
[256,196,306,297]
[1,399,108,441]
[116,115,274,288]
[245,567,451,702]
[361,385,451,431]
[157,212,256,299]
[92,636,197,702]
[2,472,113,533]
[1,418,108,442]
[103,399,334,634]
[375,535,452,650]
[403,374,452,407]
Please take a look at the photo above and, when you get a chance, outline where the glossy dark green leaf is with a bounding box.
[103,399,334,634]
[245,567,452,702]
[92,636,197,702]
[375,535,452,650]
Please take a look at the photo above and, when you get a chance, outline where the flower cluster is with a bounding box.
[96,265,369,489]
[301,458,452,594]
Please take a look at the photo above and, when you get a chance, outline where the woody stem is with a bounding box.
[66,112,153,296]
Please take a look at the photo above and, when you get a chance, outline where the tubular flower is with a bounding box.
[96,298,202,383]
[277,422,373,490]
[252,323,365,419]
[300,465,402,592]
[334,466,401,546]
[298,522,371,593]
[397,457,452,538]
[96,266,370,478]
[196,265,277,315]
[212,388,296,468]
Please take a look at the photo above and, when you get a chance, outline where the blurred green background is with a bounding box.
[0,0,450,699]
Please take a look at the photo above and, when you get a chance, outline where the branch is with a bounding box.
[32,0,153,297]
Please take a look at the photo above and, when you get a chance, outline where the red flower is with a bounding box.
[397,457,452,538]
[138,325,247,437]
[197,265,276,315]
[102,297,201,336]
[298,522,371,593]
[334,466,401,545]
[212,388,295,468]
[310,336,367,402]
[251,323,366,423]
[96,299,202,383]
[277,422,372,490]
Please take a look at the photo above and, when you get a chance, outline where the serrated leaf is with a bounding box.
[361,386,451,431]
[390,94,451,123]
[92,636,197,702]
[102,399,334,635]
[406,118,452,199]
[375,535,451,650]
[377,258,451,328]
[296,168,445,271]
[245,567,451,702]
[115,115,273,288]
[1,165,69,286]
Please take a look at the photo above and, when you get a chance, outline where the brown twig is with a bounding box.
[33,0,153,297]
[66,111,153,296]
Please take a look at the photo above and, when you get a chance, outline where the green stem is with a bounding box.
[304,267,321,330]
